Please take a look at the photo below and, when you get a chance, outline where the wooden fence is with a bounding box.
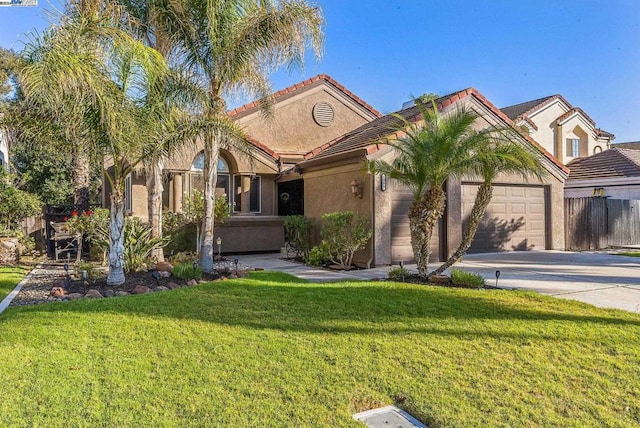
[565,197,640,250]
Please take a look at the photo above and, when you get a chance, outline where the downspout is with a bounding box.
[366,171,375,269]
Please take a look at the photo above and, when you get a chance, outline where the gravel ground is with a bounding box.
[7,259,253,308]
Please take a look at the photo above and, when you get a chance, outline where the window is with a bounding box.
[233,175,261,213]
[569,138,580,157]
[190,153,230,201]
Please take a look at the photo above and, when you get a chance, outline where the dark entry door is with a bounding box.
[278,179,304,216]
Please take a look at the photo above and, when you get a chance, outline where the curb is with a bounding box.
[0,263,41,315]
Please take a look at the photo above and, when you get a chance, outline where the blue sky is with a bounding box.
[1,0,639,141]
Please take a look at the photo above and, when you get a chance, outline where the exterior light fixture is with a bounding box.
[216,237,222,258]
[193,261,198,274]
[381,174,387,192]
[350,179,363,198]
[234,258,239,275]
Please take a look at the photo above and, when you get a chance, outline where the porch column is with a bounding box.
[173,173,183,212]
[241,175,251,214]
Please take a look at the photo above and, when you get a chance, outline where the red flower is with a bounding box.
[63,216,68,221]
[85,210,92,216]
[72,210,78,216]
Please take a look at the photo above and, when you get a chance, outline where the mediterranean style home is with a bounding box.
[500,94,614,164]
[119,75,620,265]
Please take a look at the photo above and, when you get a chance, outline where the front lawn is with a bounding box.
[1,271,639,426]
[0,265,29,302]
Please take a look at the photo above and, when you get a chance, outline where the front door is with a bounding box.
[278,179,304,216]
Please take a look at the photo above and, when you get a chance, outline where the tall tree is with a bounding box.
[156,0,323,272]
[370,102,499,276]
[19,0,173,284]
[429,139,546,276]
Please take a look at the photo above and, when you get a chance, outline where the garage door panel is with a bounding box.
[463,184,547,253]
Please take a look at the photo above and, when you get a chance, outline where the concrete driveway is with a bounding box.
[455,251,640,313]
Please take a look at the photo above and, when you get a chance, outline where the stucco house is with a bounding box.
[565,147,640,199]
[121,74,381,253]
[0,128,8,169]
[501,95,614,164]
[297,88,569,266]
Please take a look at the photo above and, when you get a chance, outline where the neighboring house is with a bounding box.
[501,95,614,164]
[565,148,640,199]
[119,74,381,253]
[298,88,569,266]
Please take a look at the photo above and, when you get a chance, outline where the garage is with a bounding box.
[461,183,548,253]
[390,183,442,263]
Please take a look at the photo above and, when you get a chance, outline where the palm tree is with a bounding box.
[429,138,546,276]
[19,0,173,284]
[155,0,324,272]
[370,102,499,276]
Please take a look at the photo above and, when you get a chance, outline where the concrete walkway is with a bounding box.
[236,251,640,313]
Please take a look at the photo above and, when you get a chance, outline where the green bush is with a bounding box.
[172,262,203,280]
[388,266,410,280]
[284,215,312,260]
[169,251,198,265]
[124,217,170,272]
[74,261,101,280]
[0,168,42,233]
[317,211,372,269]
[450,269,485,288]
[306,244,329,266]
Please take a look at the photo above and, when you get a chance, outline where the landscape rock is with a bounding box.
[153,286,169,292]
[156,261,173,273]
[84,289,103,298]
[228,274,237,279]
[66,293,84,300]
[428,274,451,285]
[254,268,264,271]
[103,289,115,298]
[132,285,152,294]
[167,281,181,290]
[159,270,171,278]
[50,287,66,297]
[115,291,130,297]
[186,279,198,287]
[236,270,249,278]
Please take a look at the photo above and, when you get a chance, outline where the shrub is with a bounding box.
[124,217,170,272]
[450,269,485,288]
[67,208,110,263]
[388,266,410,280]
[283,215,312,260]
[0,168,41,233]
[307,244,329,266]
[318,211,372,269]
[169,251,198,265]
[74,261,101,280]
[172,262,203,280]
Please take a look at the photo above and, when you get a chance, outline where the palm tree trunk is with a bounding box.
[71,144,91,211]
[147,159,165,262]
[410,185,446,277]
[430,183,493,276]
[199,131,220,273]
[107,188,126,285]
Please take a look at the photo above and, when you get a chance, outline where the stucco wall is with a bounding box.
[528,101,567,157]
[236,85,375,158]
[303,162,374,265]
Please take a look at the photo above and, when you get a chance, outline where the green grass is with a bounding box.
[618,251,640,257]
[1,271,640,426]
[0,265,29,301]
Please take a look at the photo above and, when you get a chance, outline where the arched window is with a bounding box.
[189,153,230,202]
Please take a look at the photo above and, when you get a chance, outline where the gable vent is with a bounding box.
[312,101,335,127]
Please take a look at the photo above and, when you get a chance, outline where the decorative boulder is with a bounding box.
[85,289,103,298]
[0,237,20,264]
[115,291,129,297]
[428,274,451,285]
[159,270,171,278]
[153,286,169,292]
[103,289,115,298]
[66,293,84,300]
[132,285,152,295]
[167,282,181,290]
[156,261,173,273]
[50,287,66,298]
[237,270,249,278]
[186,279,198,287]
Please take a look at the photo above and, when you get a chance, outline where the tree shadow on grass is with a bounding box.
[7,273,640,343]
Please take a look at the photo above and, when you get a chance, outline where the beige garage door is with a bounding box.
[391,183,441,263]
[461,184,547,253]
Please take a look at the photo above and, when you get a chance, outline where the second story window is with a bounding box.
[569,138,580,157]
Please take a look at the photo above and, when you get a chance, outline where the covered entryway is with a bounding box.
[461,183,548,253]
[278,179,304,216]
[390,183,442,263]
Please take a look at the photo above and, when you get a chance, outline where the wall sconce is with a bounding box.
[350,179,363,198]
[380,174,387,192]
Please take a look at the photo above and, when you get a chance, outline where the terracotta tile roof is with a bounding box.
[227,74,382,119]
[612,141,640,150]
[567,148,640,181]
[301,88,569,174]
[500,95,557,120]
[246,135,280,160]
